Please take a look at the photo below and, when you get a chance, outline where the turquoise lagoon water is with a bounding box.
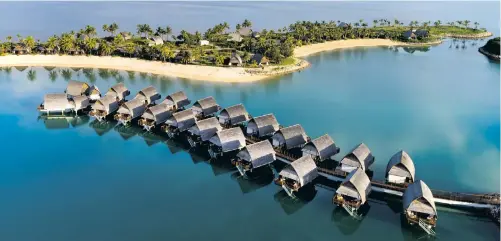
[0,40,499,241]
[0,1,500,241]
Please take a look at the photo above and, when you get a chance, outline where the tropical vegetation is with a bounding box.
[0,19,488,67]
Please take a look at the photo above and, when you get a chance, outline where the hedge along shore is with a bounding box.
[0,35,491,83]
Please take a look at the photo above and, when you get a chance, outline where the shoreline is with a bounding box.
[0,36,489,82]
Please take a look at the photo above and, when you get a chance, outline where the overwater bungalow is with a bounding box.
[403,180,437,235]
[191,96,220,119]
[246,113,279,138]
[65,80,92,97]
[163,109,196,138]
[38,93,74,115]
[138,103,172,131]
[208,127,246,158]
[114,97,147,125]
[72,95,91,114]
[336,143,375,173]
[275,155,318,197]
[333,168,372,217]
[386,150,416,185]
[218,103,250,126]
[234,140,276,176]
[164,91,191,111]
[106,82,130,102]
[135,86,161,106]
[301,134,340,163]
[271,124,309,150]
[187,117,223,148]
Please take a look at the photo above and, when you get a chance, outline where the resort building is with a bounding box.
[208,127,246,158]
[271,124,309,150]
[246,113,280,138]
[227,52,243,66]
[276,155,318,197]
[385,150,416,185]
[90,94,120,121]
[148,36,164,46]
[237,27,253,37]
[337,143,375,173]
[191,96,220,119]
[250,54,270,66]
[138,103,172,131]
[333,168,372,216]
[164,109,197,136]
[302,134,340,162]
[187,117,222,147]
[38,93,74,114]
[106,82,130,102]
[164,90,191,111]
[71,95,91,113]
[114,97,147,125]
[403,180,437,234]
[135,86,161,105]
[218,103,250,126]
[199,40,210,46]
[228,33,243,42]
[65,80,92,97]
[234,140,276,175]
[338,22,350,28]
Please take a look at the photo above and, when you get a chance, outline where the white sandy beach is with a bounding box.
[0,39,442,82]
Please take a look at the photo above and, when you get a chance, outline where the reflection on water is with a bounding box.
[38,114,90,129]
[114,124,142,140]
[331,204,371,236]
[274,185,317,215]
[230,169,274,194]
[89,119,117,136]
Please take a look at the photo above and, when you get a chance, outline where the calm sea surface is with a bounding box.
[0,2,499,241]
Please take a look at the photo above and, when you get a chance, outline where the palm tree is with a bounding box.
[242,19,252,28]
[61,68,72,81]
[160,46,173,62]
[164,26,172,40]
[109,22,119,36]
[99,42,113,56]
[474,22,479,30]
[23,36,36,51]
[84,37,97,55]
[464,20,470,28]
[155,27,165,40]
[84,25,97,37]
[393,19,400,27]
[16,34,22,42]
[180,50,192,64]
[113,34,125,48]
[6,36,12,43]
[236,23,241,31]
[102,24,109,36]
[59,33,75,54]
[124,42,136,57]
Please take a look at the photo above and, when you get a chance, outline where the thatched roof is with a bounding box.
[66,80,90,97]
[192,96,220,117]
[237,27,253,37]
[386,150,416,182]
[136,86,161,105]
[117,97,146,118]
[71,95,90,111]
[228,33,243,42]
[188,117,222,141]
[336,168,371,204]
[165,91,191,109]
[209,127,246,152]
[219,103,250,125]
[142,103,172,124]
[236,140,276,168]
[340,143,374,171]
[279,155,318,187]
[93,94,119,113]
[403,180,437,216]
[108,82,130,101]
[272,124,308,149]
[246,113,279,137]
[43,93,72,111]
[302,134,339,161]
[165,109,196,131]
[250,54,269,65]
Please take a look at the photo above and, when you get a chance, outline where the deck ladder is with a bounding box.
[418,219,436,236]
[342,204,362,220]
[282,184,296,198]
[235,163,247,177]
[187,137,196,148]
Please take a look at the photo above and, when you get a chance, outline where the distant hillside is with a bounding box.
[479,37,500,60]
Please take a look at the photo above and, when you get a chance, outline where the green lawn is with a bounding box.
[279,57,296,66]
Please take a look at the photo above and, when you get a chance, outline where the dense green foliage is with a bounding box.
[0,19,487,66]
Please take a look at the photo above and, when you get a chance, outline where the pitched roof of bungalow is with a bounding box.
[66,80,90,97]
[236,140,276,168]
[386,150,416,182]
[189,117,222,141]
[279,155,318,187]
[303,134,339,161]
[209,127,246,152]
[192,96,220,116]
[403,180,437,216]
[336,168,372,204]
